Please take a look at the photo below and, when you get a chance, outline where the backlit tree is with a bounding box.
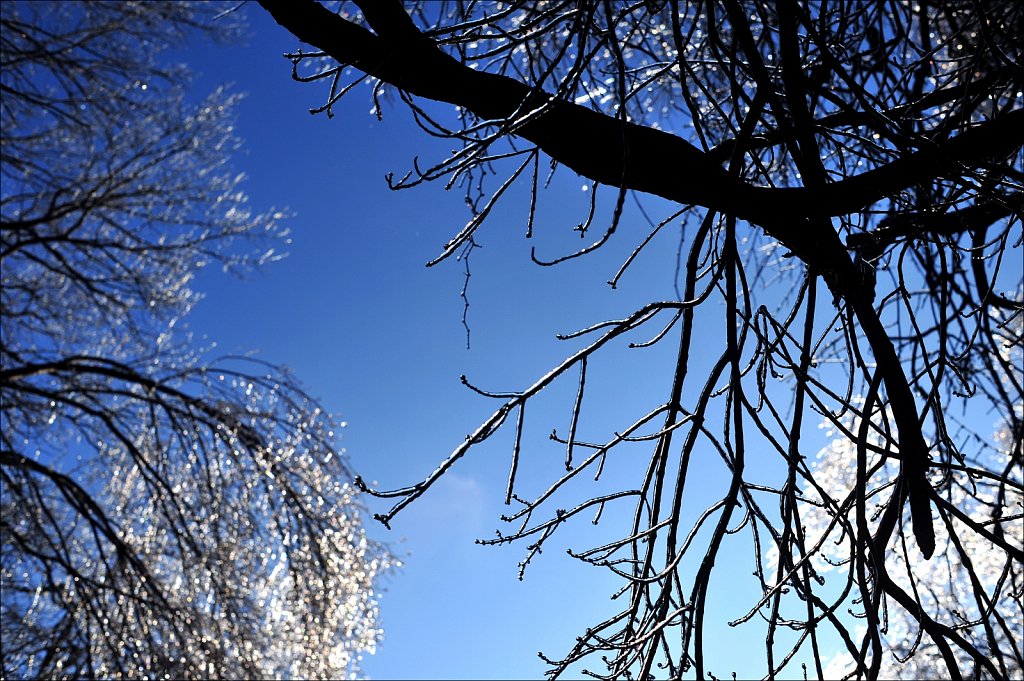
[1,2,391,678]
[259,0,1021,678]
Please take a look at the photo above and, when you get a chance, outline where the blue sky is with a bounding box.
[177,8,853,679]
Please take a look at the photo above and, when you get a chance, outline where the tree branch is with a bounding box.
[258,0,1023,245]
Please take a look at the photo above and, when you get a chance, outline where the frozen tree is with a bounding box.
[258,0,1021,679]
[1,2,391,678]
[808,401,1022,680]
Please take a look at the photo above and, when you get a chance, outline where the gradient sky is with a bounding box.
[176,8,862,679]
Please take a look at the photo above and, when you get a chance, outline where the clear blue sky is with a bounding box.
[178,8,845,679]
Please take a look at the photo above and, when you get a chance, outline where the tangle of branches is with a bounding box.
[262,1,1022,678]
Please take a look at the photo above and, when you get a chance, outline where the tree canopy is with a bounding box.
[260,1,1022,679]
[0,2,390,677]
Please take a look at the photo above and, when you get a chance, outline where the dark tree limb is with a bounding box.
[259,0,1023,245]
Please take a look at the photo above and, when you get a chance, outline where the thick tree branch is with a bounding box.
[847,191,1023,256]
[258,0,1023,245]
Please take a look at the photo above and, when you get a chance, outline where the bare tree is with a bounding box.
[258,0,1021,679]
[1,2,390,678]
